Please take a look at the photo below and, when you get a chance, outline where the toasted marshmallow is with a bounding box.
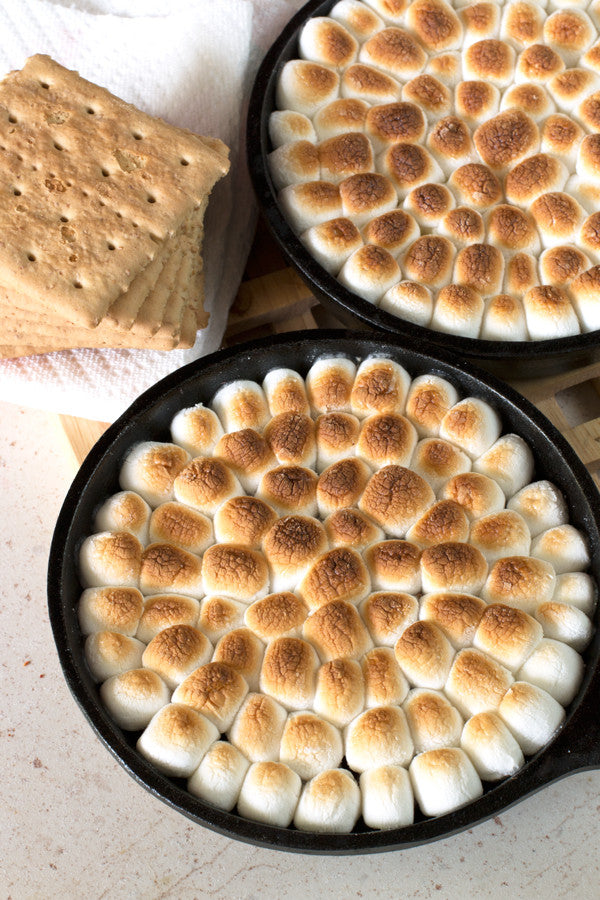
[455,80,500,125]
[360,591,419,645]
[173,458,243,516]
[404,688,463,752]
[301,217,363,274]
[137,594,200,643]
[79,531,142,589]
[263,515,328,592]
[579,215,600,264]
[487,205,540,257]
[460,711,524,780]
[569,265,600,330]
[359,27,427,81]
[359,465,436,537]
[268,110,317,148]
[357,413,418,468]
[564,175,600,217]
[314,657,366,726]
[448,163,503,210]
[263,413,317,468]
[142,624,212,689]
[406,0,463,51]
[211,380,270,433]
[137,703,218,778]
[263,368,310,417]
[426,51,463,87]
[345,705,414,772]
[440,478,503,532]
[84,631,145,682]
[237,761,302,828]
[534,524,590,573]
[431,283,485,337]
[503,252,539,298]
[474,603,543,672]
[535,601,593,651]
[518,638,584,705]
[299,549,371,612]
[172,661,249,731]
[516,43,565,83]
[553,572,597,615]
[351,357,411,417]
[395,620,455,688]
[170,403,225,459]
[213,627,265,691]
[279,181,343,233]
[440,398,502,460]
[402,73,453,123]
[149,502,213,555]
[501,83,556,121]
[299,17,358,69]
[405,182,456,229]
[260,637,319,710]
[140,543,203,598]
[500,1,544,48]
[577,133,600,186]
[481,294,529,341]
[482,556,556,614]
[474,110,539,175]
[380,280,434,325]
[427,117,477,176]
[363,0,409,27]
[469,510,532,564]
[498,681,565,754]
[445,648,514,717]
[317,457,372,515]
[363,210,420,258]
[544,10,595,66]
[198,596,245,643]
[554,69,600,118]
[410,439,472,494]
[462,2,501,47]
[280,711,344,780]
[306,357,357,414]
[507,481,568,536]
[244,592,308,641]
[522,284,580,338]
[100,668,170,731]
[268,140,320,191]
[453,244,505,298]
[330,0,385,42]
[94,491,151,544]
[531,193,584,252]
[583,36,600,73]
[419,591,486,648]
[540,114,584,171]
[421,541,488,595]
[409,747,483,816]
[276,60,340,116]
[363,646,410,706]
[303,598,373,661]
[324,508,385,550]
[404,374,459,437]
[402,235,455,288]
[214,430,276,494]
[257,465,318,518]
[79,585,144,636]
[213,496,277,549]
[364,539,422,593]
[539,246,591,286]
[473,433,534,497]
[464,38,516,86]
[187,740,249,811]
[228,692,287,762]
[341,63,403,105]
[294,768,361,833]
[316,413,360,473]
[379,142,444,200]
[360,765,415,829]
[319,132,374,185]
[120,442,191,508]
[365,101,426,153]
[201,544,269,603]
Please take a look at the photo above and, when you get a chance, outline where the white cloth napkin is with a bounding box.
[0,0,298,422]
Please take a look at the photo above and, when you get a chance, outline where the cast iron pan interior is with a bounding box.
[247,0,600,379]
[48,331,600,854]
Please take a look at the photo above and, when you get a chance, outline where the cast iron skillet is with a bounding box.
[246,0,600,379]
[48,331,600,854]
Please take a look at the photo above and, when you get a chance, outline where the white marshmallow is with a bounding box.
[294,769,361,833]
[268,141,320,191]
[460,712,525,781]
[79,531,142,589]
[338,245,402,304]
[498,681,566,754]
[100,668,170,731]
[440,398,502,460]
[119,441,191,508]
[268,110,317,148]
[84,631,145,682]
[481,295,528,342]
[360,765,414,829]
[301,218,363,275]
[94,491,151,545]
[553,571,597,615]
[137,703,219,778]
[536,601,593,650]
[330,0,385,42]
[517,638,584,705]
[531,524,590,573]
[380,281,434,326]
[237,762,302,827]
[508,481,569,536]
[187,741,249,811]
[280,712,344,780]
[473,434,534,498]
[409,748,483,816]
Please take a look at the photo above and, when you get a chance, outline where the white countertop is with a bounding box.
[1,398,599,900]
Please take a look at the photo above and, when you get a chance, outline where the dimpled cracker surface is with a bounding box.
[0,54,229,329]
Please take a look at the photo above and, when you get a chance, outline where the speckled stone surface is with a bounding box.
[1,399,599,899]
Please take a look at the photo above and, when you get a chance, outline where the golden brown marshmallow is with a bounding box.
[469,509,532,563]
[276,60,340,117]
[410,437,471,492]
[139,543,203,598]
[455,80,500,126]
[431,284,485,338]
[173,457,242,516]
[317,457,372,515]
[362,209,420,257]
[213,496,278,549]
[379,143,443,199]
[324,508,385,551]
[341,63,402,106]
[420,592,486,649]
[119,442,191,508]
[259,637,319,710]
[149,502,213,555]
[213,627,265,691]
[463,39,516,86]
[362,646,410,707]
[441,472,506,521]
[214,429,277,494]
[262,514,328,592]
[172,661,249,732]
[244,592,309,641]
[365,101,426,151]
[357,413,418,468]
[406,500,470,548]
[350,357,411,417]
[359,27,428,81]
[406,0,463,52]
[401,74,453,120]
[198,596,245,644]
[228,692,287,763]
[313,657,366,727]
[445,648,514,717]
[394,620,455,689]
[299,16,359,69]
[360,591,419,646]
[448,163,502,210]
[421,541,489,594]
[339,172,398,225]
[403,688,463,753]
[142,624,213,689]
[404,374,459,437]
[78,586,144,636]
[359,464,436,537]
[482,555,556,615]
[364,540,422,593]
[137,594,200,644]
[454,242,504,297]
[201,544,269,602]
[402,235,455,287]
[303,598,373,661]
[298,547,371,611]
[516,44,565,84]
[257,465,318,518]
[474,603,543,671]
[264,413,317,468]
[474,110,539,172]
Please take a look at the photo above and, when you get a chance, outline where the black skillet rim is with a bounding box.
[246,0,600,378]
[47,329,600,854]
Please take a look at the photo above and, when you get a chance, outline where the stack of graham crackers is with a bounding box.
[0,54,230,359]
